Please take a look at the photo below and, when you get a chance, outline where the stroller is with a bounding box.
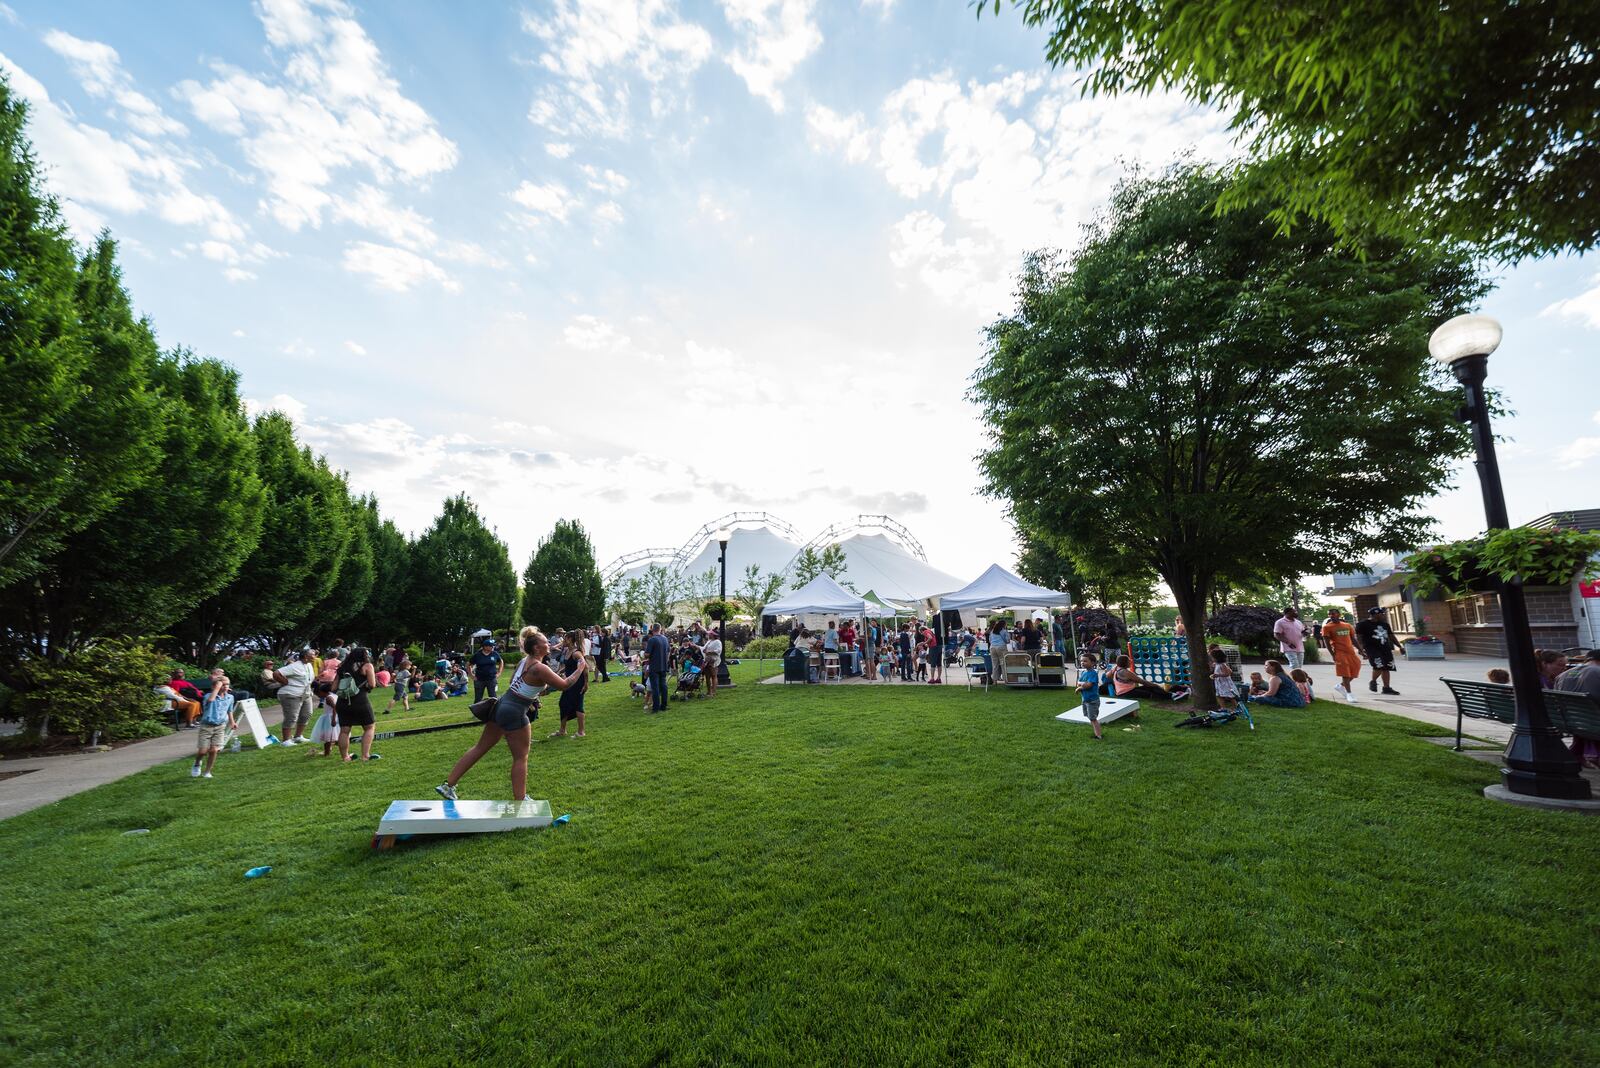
[672,663,705,701]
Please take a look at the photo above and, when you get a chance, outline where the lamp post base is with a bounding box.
[1485,783,1600,812]
[716,662,734,688]
[1501,727,1592,800]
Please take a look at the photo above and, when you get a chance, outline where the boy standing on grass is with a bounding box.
[384,660,411,714]
[190,674,237,779]
[1076,653,1103,740]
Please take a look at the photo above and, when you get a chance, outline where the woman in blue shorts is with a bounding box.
[436,626,584,801]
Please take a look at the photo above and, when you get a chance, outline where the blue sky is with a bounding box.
[2,0,1596,583]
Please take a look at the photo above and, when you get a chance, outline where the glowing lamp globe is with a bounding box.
[1428,314,1502,366]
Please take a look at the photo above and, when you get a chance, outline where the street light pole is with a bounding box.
[715,528,734,688]
[1430,315,1590,800]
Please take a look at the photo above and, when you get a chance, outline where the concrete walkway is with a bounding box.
[0,727,204,821]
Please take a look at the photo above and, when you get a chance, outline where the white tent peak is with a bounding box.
[938,564,1073,611]
[761,573,870,619]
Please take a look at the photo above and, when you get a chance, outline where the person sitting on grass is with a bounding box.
[1110,655,1175,701]
[1076,653,1103,740]
[420,674,441,701]
[1248,671,1268,696]
[1289,667,1315,704]
[189,675,236,779]
[446,663,470,697]
[1251,660,1306,708]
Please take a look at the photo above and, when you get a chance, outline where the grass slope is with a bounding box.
[2,663,1596,1066]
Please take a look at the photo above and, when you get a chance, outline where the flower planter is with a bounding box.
[1403,639,1445,660]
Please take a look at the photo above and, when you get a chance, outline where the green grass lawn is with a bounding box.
[2,662,1596,1066]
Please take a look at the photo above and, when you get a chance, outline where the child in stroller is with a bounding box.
[673,660,704,700]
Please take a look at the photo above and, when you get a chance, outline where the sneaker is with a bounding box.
[1381,687,1401,695]
[1369,680,1378,693]
[189,765,201,777]
[364,753,381,761]
[202,772,213,779]
[1345,688,1359,703]
[435,783,458,801]
[281,737,297,747]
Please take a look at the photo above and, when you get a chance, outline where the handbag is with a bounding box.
[469,697,496,723]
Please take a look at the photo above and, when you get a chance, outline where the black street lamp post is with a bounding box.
[715,528,734,688]
[1429,314,1590,800]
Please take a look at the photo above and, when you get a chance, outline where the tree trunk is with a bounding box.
[1173,584,1215,709]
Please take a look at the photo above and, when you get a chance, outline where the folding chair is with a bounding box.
[1003,652,1036,688]
[964,655,991,693]
[822,652,842,681]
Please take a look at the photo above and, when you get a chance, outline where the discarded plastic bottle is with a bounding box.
[229,736,242,753]
[244,866,272,878]
[122,828,151,836]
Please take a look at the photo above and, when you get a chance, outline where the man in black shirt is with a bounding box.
[596,627,612,682]
[470,638,503,703]
[1354,608,1401,695]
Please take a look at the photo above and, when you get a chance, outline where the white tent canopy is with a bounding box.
[833,533,965,602]
[938,564,1073,612]
[761,573,871,619]
[470,628,493,638]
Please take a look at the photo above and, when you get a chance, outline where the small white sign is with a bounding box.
[233,697,274,749]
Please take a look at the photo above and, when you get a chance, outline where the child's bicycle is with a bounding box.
[1174,695,1255,730]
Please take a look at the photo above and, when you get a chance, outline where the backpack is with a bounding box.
[336,672,360,700]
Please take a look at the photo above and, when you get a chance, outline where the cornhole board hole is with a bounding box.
[1055,697,1139,725]
[372,799,552,850]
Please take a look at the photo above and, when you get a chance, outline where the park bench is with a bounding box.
[1442,677,1600,751]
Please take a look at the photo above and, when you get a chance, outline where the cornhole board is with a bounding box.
[233,698,276,749]
[1055,697,1139,725]
[372,798,552,850]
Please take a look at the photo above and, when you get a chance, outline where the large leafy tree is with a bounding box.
[405,494,517,647]
[0,79,89,588]
[299,477,374,645]
[1015,528,1087,605]
[792,544,853,589]
[971,165,1485,706]
[988,1,1600,259]
[640,563,681,627]
[734,564,786,619]
[170,412,350,662]
[0,93,161,587]
[344,496,411,644]
[522,518,605,631]
[0,353,264,690]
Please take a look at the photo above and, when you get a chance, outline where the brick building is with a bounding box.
[1326,509,1600,657]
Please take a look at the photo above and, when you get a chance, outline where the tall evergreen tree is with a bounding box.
[0,84,157,588]
[522,518,605,631]
[344,496,411,644]
[300,476,375,645]
[171,411,350,662]
[405,494,517,647]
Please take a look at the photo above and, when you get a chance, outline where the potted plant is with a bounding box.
[703,600,737,624]
[1403,615,1445,659]
[1405,527,1600,599]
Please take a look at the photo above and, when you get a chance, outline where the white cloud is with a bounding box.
[1557,437,1600,469]
[581,165,630,194]
[563,314,631,351]
[42,30,188,137]
[232,328,247,337]
[175,0,458,231]
[1541,274,1600,330]
[523,0,714,139]
[279,339,316,358]
[720,0,821,112]
[510,180,577,223]
[0,4,18,26]
[342,240,457,292]
[594,200,625,224]
[861,0,895,12]
[244,391,308,422]
[545,141,574,159]
[805,104,870,164]
[344,340,367,355]
[811,69,1233,310]
[698,192,732,223]
[223,266,258,282]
